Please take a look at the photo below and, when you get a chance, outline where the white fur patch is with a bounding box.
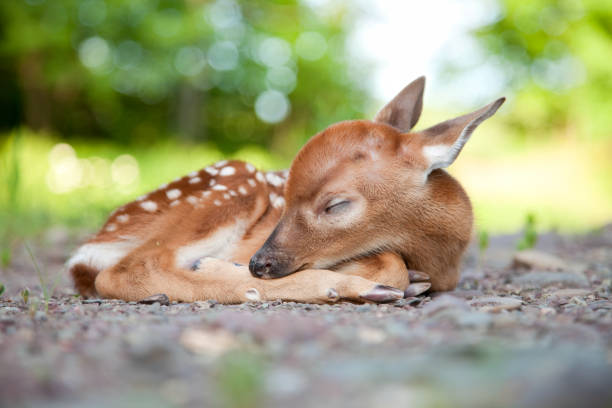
[238,186,248,195]
[186,196,198,205]
[106,223,117,232]
[265,172,284,187]
[170,200,181,207]
[229,190,237,197]
[140,200,158,212]
[214,160,228,168]
[202,191,211,198]
[247,178,256,187]
[174,220,247,268]
[213,199,222,206]
[245,288,261,301]
[166,189,182,200]
[209,179,217,187]
[188,171,198,177]
[158,183,168,190]
[212,184,227,191]
[269,192,285,209]
[255,172,265,183]
[422,144,451,169]
[204,167,218,176]
[245,163,255,173]
[223,193,230,200]
[189,177,201,184]
[137,195,147,201]
[117,214,129,223]
[219,166,235,176]
[66,239,141,272]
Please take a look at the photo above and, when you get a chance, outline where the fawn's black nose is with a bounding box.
[249,255,272,278]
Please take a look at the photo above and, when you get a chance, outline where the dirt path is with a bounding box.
[1,226,611,407]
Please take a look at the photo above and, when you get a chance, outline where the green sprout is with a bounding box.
[517,213,538,250]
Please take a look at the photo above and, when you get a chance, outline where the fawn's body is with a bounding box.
[68,77,504,304]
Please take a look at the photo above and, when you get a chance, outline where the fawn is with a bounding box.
[67,77,504,304]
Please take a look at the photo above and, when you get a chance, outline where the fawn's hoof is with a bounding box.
[360,285,404,303]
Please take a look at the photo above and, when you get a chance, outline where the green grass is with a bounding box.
[1,126,611,240]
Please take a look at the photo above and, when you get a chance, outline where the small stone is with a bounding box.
[512,250,567,271]
[469,296,522,313]
[514,272,589,288]
[549,288,591,298]
[138,294,170,306]
[179,328,239,357]
[357,327,387,344]
[539,307,557,316]
[422,294,469,317]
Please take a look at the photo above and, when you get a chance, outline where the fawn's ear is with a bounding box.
[374,76,425,132]
[416,97,505,175]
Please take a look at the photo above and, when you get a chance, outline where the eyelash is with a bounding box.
[325,200,349,214]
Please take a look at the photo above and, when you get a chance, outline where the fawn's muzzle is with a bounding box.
[249,247,294,279]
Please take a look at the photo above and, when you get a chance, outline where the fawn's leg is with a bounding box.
[333,252,432,297]
[94,249,404,304]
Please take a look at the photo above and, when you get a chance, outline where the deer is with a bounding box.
[67,76,504,304]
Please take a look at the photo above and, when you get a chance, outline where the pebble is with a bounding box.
[469,296,522,313]
[514,272,589,288]
[512,250,567,271]
[138,294,170,306]
[549,289,591,298]
[422,294,469,317]
[179,328,239,357]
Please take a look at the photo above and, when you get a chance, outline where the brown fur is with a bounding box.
[67,77,504,303]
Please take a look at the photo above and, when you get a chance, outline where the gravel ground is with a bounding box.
[1,226,611,408]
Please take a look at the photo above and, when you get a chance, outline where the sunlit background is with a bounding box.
[1,0,611,244]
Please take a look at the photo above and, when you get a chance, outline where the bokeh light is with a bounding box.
[78,36,111,69]
[255,90,290,124]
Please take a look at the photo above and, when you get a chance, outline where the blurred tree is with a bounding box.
[446,0,612,140]
[0,0,370,154]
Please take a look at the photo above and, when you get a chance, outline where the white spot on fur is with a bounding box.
[202,191,211,198]
[174,219,248,268]
[265,172,284,187]
[166,188,182,200]
[245,288,261,301]
[158,183,168,190]
[188,170,198,177]
[219,166,235,176]
[106,223,117,232]
[117,214,129,223]
[247,178,256,187]
[204,167,218,176]
[255,172,265,182]
[170,200,180,207]
[67,239,141,272]
[213,199,222,206]
[140,200,158,212]
[229,190,237,197]
[186,195,198,205]
[189,177,201,184]
[214,160,228,168]
[209,179,217,187]
[238,186,248,195]
[137,195,147,201]
[223,193,230,200]
[245,163,255,173]
[282,170,289,178]
[273,196,285,209]
[269,192,285,209]
[212,184,227,191]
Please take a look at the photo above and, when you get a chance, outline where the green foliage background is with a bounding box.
[0,0,611,242]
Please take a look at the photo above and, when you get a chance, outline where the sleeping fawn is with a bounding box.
[67,77,505,304]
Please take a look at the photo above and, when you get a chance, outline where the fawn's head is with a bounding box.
[250,77,504,279]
